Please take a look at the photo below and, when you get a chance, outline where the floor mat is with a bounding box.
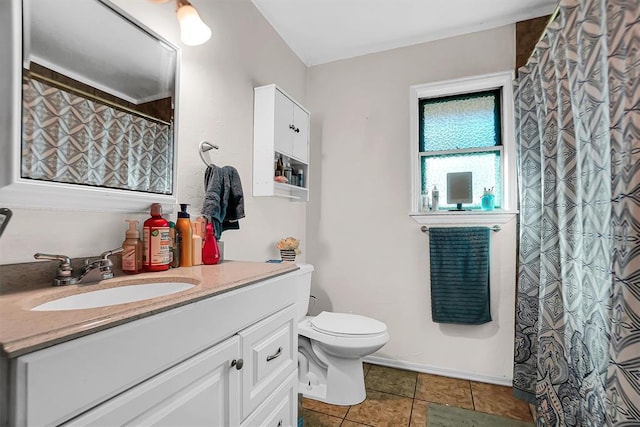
[427,403,535,427]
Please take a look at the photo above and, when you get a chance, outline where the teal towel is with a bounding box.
[429,227,491,324]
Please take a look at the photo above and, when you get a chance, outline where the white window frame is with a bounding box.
[409,70,517,223]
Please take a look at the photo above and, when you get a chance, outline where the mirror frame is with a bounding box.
[0,0,180,213]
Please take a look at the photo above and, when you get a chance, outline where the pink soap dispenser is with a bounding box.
[202,222,220,265]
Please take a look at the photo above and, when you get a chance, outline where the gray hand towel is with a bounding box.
[221,165,245,233]
[202,164,245,240]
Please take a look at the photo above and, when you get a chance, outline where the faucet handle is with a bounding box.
[34,253,77,286]
[101,247,124,260]
[34,253,72,267]
[84,247,124,266]
[96,247,124,280]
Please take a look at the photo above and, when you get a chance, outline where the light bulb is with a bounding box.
[176,4,211,46]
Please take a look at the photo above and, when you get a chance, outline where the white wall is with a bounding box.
[1,2,519,384]
[0,0,308,265]
[306,25,518,384]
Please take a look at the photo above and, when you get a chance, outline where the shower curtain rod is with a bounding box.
[525,4,561,65]
[420,225,501,233]
[25,72,172,126]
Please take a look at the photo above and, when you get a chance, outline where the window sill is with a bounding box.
[409,210,518,225]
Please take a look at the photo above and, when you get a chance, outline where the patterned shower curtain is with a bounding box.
[513,0,640,425]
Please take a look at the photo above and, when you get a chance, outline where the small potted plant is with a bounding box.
[276,237,301,261]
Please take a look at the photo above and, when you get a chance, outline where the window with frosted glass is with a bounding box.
[419,89,502,209]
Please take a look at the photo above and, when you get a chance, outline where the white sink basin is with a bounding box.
[31,282,195,311]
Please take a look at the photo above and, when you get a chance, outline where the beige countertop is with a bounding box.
[0,261,298,358]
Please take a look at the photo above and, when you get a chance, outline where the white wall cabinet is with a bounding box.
[254,84,310,201]
[5,272,299,427]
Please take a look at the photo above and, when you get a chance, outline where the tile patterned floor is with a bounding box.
[302,363,533,427]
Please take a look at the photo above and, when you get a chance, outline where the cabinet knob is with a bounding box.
[231,359,244,370]
[289,124,295,130]
[277,420,283,427]
[294,127,300,133]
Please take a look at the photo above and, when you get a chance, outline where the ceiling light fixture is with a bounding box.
[175,0,211,46]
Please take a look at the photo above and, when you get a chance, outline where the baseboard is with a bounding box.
[363,355,513,387]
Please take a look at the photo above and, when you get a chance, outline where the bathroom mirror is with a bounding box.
[0,0,180,212]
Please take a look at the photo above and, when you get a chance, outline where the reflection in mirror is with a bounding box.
[21,0,178,195]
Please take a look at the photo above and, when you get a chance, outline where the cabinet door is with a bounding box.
[64,337,241,427]
[274,89,293,158]
[239,305,297,419]
[292,103,309,163]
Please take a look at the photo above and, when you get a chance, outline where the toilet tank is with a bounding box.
[290,263,314,321]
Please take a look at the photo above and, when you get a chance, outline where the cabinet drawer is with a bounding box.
[240,304,297,419]
[241,371,297,427]
[64,337,241,427]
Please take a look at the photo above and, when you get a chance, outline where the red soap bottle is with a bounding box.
[202,222,220,265]
[143,203,170,271]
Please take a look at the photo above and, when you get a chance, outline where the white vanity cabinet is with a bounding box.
[63,336,242,426]
[6,272,299,427]
[253,84,310,201]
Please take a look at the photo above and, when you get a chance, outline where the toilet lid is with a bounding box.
[310,312,387,337]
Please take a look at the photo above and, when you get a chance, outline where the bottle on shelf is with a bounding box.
[122,220,143,274]
[284,161,292,183]
[176,203,193,267]
[275,155,284,177]
[143,203,170,271]
[192,223,203,265]
[195,216,206,240]
[420,192,429,212]
[431,185,439,211]
[297,169,304,187]
[202,222,220,265]
[171,225,181,269]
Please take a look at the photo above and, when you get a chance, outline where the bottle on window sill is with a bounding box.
[431,185,439,211]
[420,192,430,212]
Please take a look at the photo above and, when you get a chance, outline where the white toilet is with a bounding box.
[292,264,389,406]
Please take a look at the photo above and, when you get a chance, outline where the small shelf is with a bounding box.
[273,182,308,200]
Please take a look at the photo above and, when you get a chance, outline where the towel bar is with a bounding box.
[420,225,501,233]
[199,141,219,166]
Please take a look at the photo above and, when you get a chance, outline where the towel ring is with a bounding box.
[199,141,219,166]
[421,225,501,233]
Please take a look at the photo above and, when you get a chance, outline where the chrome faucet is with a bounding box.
[34,248,123,286]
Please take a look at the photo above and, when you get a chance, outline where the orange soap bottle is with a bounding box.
[175,203,193,267]
[143,203,170,271]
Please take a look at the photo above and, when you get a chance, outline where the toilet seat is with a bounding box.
[309,312,387,338]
